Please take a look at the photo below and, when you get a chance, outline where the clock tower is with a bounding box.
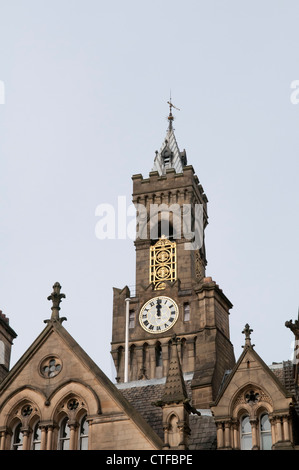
[111,104,235,408]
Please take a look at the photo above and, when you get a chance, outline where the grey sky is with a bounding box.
[0,1,298,381]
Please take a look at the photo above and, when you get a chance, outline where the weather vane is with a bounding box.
[167,93,180,129]
[167,91,180,114]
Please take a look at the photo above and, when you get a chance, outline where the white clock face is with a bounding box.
[139,296,179,334]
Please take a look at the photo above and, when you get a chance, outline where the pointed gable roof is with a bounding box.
[0,284,164,450]
[210,324,293,409]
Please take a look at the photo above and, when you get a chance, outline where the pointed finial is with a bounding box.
[46,282,66,323]
[167,94,180,130]
[242,323,254,348]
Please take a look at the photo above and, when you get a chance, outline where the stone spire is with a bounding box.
[152,100,187,175]
[161,334,189,404]
[153,335,198,450]
[153,334,195,410]
[45,282,67,323]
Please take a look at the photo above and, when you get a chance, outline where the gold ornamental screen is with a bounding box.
[150,235,177,290]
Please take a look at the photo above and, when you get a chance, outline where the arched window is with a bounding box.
[260,414,272,450]
[79,415,89,450]
[129,310,135,329]
[168,414,180,448]
[240,415,252,450]
[183,303,190,322]
[12,422,23,450]
[32,422,41,450]
[155,343,162,367]
[59,417,70,450]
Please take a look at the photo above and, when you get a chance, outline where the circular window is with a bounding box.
[21,404,33,417]
[40,356,62,378]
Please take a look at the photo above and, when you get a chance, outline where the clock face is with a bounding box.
[139,296,179,334]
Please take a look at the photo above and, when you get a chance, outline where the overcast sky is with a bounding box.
[0,1,298,381]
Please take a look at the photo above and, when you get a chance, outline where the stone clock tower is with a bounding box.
[111,104,235,408]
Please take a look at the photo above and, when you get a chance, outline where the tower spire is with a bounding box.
[152,99,186,175]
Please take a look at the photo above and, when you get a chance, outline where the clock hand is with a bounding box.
[156,298,162,317]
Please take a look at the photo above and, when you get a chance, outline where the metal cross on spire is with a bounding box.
[167,94,180,130]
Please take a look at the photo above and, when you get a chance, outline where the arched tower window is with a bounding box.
[168,414,180,448]
[183,303,190,322]
[260,414,272,450]
[155,342,162,367]
[58,417,70,450]
[79,415,89,450]
[240,415,252,450]
[32,422,41,450]
[12,422,23,450]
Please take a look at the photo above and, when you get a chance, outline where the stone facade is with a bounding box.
[0,111,299,450]
[0,298,163,450]
[111,153,235,408]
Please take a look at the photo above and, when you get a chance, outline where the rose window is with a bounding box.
[40,356,62,378]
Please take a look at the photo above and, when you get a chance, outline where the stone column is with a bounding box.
[275,416,283,442]
[282,415,290,442]
[216,422,224,449]
[250,419,258,450]
[184,339,194,373]
[46,425,54,450]
[135,346,144,379]
[69,423,78,450]
[269,416,276,445]
[40,426,47,450]
[224,421,231,448]
[149,344,156,379]
[0,430,6,450]
[232,420,239,449]
[22,428,30,450]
